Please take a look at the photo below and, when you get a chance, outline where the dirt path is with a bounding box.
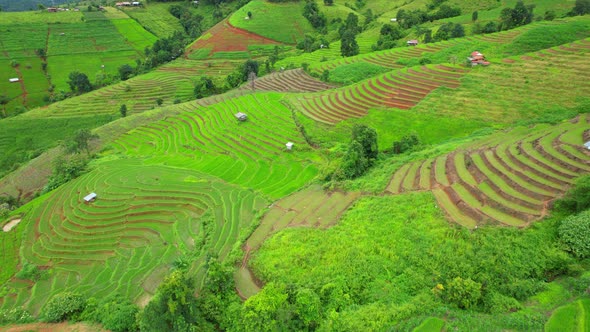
[0,322,107,332]
[3,219,22,232]
[12,65,28,105]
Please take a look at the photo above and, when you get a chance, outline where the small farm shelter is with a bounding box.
[132,2,140,6]
[84,193,97,202]
[8,78,19,83]
[286,142,294,150]
[407,40,418,46]
[584,141,590,150]
[390,18,397,22]
[235,112,247,121]
[47,7,58,12]
[468,51,490,66]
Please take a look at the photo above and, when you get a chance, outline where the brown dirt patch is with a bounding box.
[0,322,107,332]
[187,19,280,56]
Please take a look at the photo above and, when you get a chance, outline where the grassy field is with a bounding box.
[120,2,183,38]
[228,0,315,44]
[0,115,113,180]
[250,192,574,330]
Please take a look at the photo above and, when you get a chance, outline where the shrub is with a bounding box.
[443,277,482,309]
[97,296,139,332]
[559,210,590,258]
[554,175,590,213]
[483,292,522,314]
[0,307,34,324]
[339,140,368,179]
[392,134,420,154]
[42,292,86,322]
[15,262,44,282]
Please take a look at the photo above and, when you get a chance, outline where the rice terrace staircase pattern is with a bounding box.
[291,64,467,123]
[387,115,590,228]
[3,161,268,312]
[239,68,335,93]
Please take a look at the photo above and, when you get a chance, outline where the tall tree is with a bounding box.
[66,129,97,155]
[351,124,378,162]
[573,0,590,15]
[340,30,359,57]
[340,140,369,179]
[119,104,127,118]
[339,13,360,36]
[67,71,92,94]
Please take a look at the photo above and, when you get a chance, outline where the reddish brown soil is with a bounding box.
[0,322,107,332]
[187,20,280,56]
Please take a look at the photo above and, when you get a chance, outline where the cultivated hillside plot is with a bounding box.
[111,93,319,199]
[0,9,156,111]
[235,185,360,299]
[240,68,335,93]
[1,160,267,312]
[186,19,280,59]
[413,38,590,123]
[387,115,590,227]
[228,0,314,44]
[290,64,467,123]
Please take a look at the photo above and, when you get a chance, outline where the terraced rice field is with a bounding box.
[0,160,267,312]
[111,93,319,199]
[545,298,590,331]
[240,68,334,93]
[235,185,360,299]
[121,2,183,38]
[0,8,156,110]
[290,64,467,123]
[387,115,590,227]
[186,20,280,59]
[22,70,196,118]
[413,39,590,123]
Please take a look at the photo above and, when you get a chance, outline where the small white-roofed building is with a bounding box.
[84,193,97,202]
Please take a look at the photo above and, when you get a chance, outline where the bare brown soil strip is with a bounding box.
[518,141,575,179]
[0,322,107,332]
[493,149,558,193]
[442,186,484,222]
[480,150,551,201]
